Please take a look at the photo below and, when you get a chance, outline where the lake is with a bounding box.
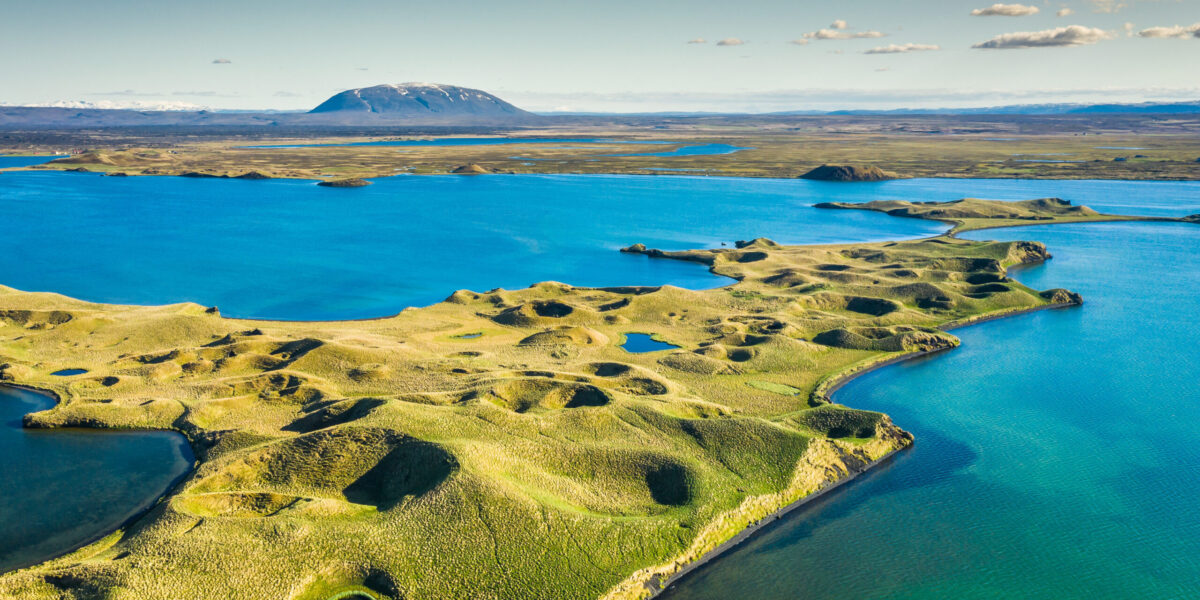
[0,386,193,573]
[2,170,1199,592]
[3,172,1198,320]
[659,220,1200,599]
[244,137,675,149]
[0,172,949,320]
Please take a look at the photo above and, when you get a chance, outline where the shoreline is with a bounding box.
[11,163,1200,183]
[645,444,908,599]
[0,383,196,576]
[645,298,1084,599]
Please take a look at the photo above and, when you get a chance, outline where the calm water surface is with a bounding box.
[245,137,674,149]
[0,155,56,168]
[5,172,1199,320]
[0,386,192,573]
[660,220,1200,599]
[0,173,946,319]
[621,333,680,353]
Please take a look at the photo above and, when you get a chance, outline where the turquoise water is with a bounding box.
[4,172,1198,320]
[0,173,946,320]
[0,386,193,572]
[659,220,1200,599]
[0,155,56,168]
[3,170,1200,590]
[621,333,679,353]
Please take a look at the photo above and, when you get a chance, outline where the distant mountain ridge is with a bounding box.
[2,92,1200,128]
[308,83,534,123]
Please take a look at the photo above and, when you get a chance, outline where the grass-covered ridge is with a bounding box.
[815,197,1190,233]
[0,226,1086,599]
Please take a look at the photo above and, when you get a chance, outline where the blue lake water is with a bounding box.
[2,169,1200,592]
[4,172,1198,320]
[659,220,1200,599]
[245,137,674,149]
[621,333,679,353]
[0,155,57,168]
[0,386,193,573]
[0,172,951,320]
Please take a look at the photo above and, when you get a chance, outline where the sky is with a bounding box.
[1,0,1197,113]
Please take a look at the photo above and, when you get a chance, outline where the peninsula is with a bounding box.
[1,199,1172,600]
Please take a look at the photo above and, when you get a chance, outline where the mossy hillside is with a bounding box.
[0,232,1072,600]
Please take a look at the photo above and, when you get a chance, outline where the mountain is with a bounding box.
[308,83,535,123]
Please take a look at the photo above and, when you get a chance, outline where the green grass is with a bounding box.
[0,215,1101,600]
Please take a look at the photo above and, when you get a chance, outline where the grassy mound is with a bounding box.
[799,165,897,182]
[788,405,884,439]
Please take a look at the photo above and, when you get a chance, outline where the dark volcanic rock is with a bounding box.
[317,178,371,188]
[236,171,271,180]
[800,165,897,182]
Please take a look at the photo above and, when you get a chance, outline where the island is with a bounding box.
[2,199,1171,600]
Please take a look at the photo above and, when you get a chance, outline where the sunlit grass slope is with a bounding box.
[0,214,1087,599]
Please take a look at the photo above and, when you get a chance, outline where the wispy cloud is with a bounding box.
[687,37,707,44]
[803,28,886,40]
[87,89,162,97]
[971,3,1040,16]
[789,38,811,46]
[1057,8,1074,16]
[506,86,1200,113]
[1137,23,1200,38]
[973,25,1113,49]
[212,58,232,64]
[830,20,848,30]
[716,38,745,46]
[865,43,941,54]
[1089,0,1125,13]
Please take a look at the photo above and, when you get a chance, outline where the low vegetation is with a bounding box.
[816,197,1188,233]
[0,203,1103,599]
[6,115,1199,181]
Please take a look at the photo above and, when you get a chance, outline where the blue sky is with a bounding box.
[2,0,1197,112]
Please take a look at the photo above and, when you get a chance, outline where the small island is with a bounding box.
[317,178,371,188]
[799,165,898,182]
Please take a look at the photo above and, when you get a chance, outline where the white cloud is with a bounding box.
[505,86,1200,113]
[1137,23,1200,38]
[804,29,886,40]
[716,38,744,46]
[973,25,1113,49]
[212,58,232,64]
[1057,8,1074,16]
[971,3,1040,16]
[789,38,811,46]
[1089,0,1125,13]
[831,20,848,30]
[687,37,707,44]
[865,43,941,54]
